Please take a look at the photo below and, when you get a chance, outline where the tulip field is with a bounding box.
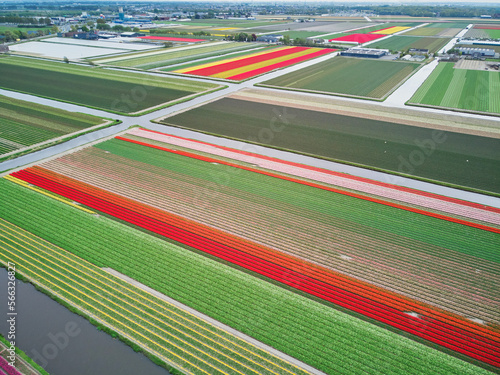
[409,62,500,115]
[0,94,107,159]
[328,25,411,43]
[4,128,499,374]
[0,217,306,375]
[0,179,496,375]
[0,56,220,115]
[168,46,334,81]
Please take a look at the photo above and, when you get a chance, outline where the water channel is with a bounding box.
[0,268,171,375]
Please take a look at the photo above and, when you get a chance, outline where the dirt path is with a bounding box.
[103,268,327,375]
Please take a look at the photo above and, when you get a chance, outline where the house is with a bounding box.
[256,34,283,43]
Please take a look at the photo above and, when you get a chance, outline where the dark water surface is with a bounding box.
[0,268,170,375]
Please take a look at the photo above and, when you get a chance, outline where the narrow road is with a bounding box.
[104,268,327,375]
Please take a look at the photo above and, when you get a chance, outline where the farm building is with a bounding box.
[457,47,495,58]
[73,32,98,40]
[120,32,145,38]
[409,48,429,54]
[340,48,388,59]
[256,35,283,43]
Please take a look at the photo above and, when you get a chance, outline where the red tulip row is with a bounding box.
[183,47,310,77]
[226,48,333,81]
[11,167,500,367]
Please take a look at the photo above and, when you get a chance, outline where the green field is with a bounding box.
[0,25,49,33]
[260,56,421,100]
[281,31,326,39]
[0,178,495,375]
[369,36,450,53]
[426,22,471,29]
[0,94,106,157]
[162,97,500,194]
[0,57,220,115]
[409,62,500,116]
[483,28,500,39]
[97,42,262,69]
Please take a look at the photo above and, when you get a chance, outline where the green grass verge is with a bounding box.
[0,179,495,375]
[0,332,50,375]
[161,97,500,195]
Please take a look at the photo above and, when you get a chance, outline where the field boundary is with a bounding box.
[406,101,500,119]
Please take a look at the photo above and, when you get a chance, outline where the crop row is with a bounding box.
[40,151,500,324]
[11,168,500,368]
[40,142,500,324]
[0,218,307,375]
[0,179,494,375]
[174,46,333,81]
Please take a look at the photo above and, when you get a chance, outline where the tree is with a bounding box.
[251,33,257,41]
[282,34,291,45]
[133,27,140,32]
[96,23,110,31]
[163,42,174,48]
[63,56,69,63]
[3,31,14,42]
[81,25,89,32]
[96,18,106,25]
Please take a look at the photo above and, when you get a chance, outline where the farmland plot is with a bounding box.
[0,217,307,375]
[168,46,334,81]
[260,57,421,100]
[368,36,451,53]
[0,57,220,115]
[162,96,500,194]
[0,94,107,159]
[1,147,498,374]
[409,62,500,116]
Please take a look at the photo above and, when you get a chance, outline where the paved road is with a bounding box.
[1,49,500,209]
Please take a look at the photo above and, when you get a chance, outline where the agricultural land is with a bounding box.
[161,90,500,195]
[408,62,500,117]
[95,42,264,69]
[0,56,221,115]
[0,94,110,161]
[166,46,334,81]
[1,5,500,375]
[259,57,421,100]
[367,36,451,53]
[1,126,499,374]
